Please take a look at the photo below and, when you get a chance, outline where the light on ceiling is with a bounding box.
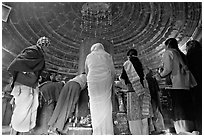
[81,2,112,35]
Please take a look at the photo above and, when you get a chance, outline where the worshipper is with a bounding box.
[120,48,152,135]
[33,77,64,135]
[145,67,165,134]
[38,77,65,109]
[2,77,13,126]
[7,36,51,135]
[47,73,87,135]
[155,38,197,134]
[85,43,115,135]
[186,40,202,134]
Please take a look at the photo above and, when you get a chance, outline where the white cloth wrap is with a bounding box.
[11,85,39,132]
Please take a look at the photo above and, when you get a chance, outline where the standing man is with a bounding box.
[7,36,51,134]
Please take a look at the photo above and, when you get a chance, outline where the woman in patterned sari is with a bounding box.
[120,49,151,135]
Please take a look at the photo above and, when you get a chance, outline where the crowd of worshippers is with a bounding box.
[4,36,202,135]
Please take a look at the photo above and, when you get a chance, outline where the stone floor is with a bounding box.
[2,125,177,135]
[1,104,196,135]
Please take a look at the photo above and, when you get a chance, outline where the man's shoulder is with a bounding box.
[24,45,39,50]
[21,45,43,55]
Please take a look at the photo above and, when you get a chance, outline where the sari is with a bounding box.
[85,43,115,135]
[121,59,151,135]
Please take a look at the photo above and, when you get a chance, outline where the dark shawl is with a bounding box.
[120,56,144,86]
[7,45,45,74]
[145,71,161,112]
[7,45,45,87]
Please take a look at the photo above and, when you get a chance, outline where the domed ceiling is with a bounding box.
[2,2,202,84]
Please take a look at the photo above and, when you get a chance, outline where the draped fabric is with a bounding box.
[39,81,64,105]
[48,74,87,131]
[88,77,114,135]
[7,45,45,75]
[7,45,45,88]
[145,71,161,112]
[85,47,115,135]
[69,74,87,90]
[123,60,145,96]
[160,49,197,89]
[48,81,81,131]
[122,60,151,120]
[10,84,39,132]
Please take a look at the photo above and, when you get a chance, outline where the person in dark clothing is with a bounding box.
[145,67,165,133]
[186,40,202,134]
[7,36,51,89]
[7,36,51,134]
[121,49,144,86]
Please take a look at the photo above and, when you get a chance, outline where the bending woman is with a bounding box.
[48,73,87,134]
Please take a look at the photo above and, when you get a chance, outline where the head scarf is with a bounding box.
[90,43,104,52]
[37,36,51,47]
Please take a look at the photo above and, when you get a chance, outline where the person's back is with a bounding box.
[39,81,64,104]
[85,43,115,135]
[86,50,113,82]
[159,38,195,134]
[7,36,50,89]
[161,47,189,89]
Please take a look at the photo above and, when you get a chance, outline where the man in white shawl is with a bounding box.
[85,43,115,135]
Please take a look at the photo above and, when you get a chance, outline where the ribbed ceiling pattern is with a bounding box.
[2,2,202,82]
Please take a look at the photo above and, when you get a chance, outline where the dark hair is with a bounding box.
[186,40,201,50]
[127,49,144,86]
[127,49,138,57]
[165,38,187,65]
[165,38,178,49]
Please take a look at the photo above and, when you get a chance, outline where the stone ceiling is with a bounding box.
[2,2,202,84]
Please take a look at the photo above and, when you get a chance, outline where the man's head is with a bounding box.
[37,36,51,47]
